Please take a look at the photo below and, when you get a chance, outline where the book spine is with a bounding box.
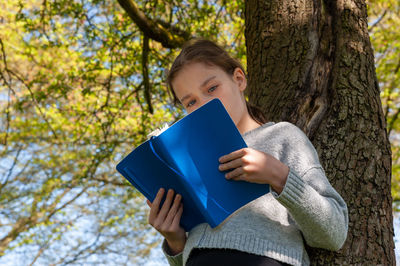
[149,138,210,229]
[178,173,215,225]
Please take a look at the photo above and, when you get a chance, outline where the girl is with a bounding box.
[146,39,348,266]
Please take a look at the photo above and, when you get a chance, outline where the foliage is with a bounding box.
[0,0,245,264]
[367,0,400,211]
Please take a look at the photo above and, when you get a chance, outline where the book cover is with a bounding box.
[116,98,270,231]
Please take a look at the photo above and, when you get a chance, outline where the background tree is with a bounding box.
[0,0,245,264]
[367,0,400,212]
[0,0,398,264]
[245,0,394,264]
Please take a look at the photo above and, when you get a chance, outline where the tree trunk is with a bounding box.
[245,0,395,264]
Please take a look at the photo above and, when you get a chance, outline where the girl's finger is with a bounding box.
[149,188,165,221]
[164,194,182,226]
[219,158,243,171]
[219,148,246,163]
[225,167,245,180]
[156,189,175,222]
[171,203,184,229]
[231,173,246,181]
[146,199,151,207]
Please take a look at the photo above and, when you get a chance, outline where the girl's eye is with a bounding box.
[187,99,196,108]
[208,86,217,93]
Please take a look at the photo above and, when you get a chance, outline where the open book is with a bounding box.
[116,99,270,231]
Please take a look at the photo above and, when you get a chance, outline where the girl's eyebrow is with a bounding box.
[180,93,192,103]
[200,76,216,88]
[179,75,217,103]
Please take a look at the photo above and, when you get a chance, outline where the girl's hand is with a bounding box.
[147,188,186,255]
[218,148,289,194]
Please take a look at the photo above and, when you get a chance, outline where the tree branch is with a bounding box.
[368,9,387,32]
[116,0,190,48]
[0,146,23,194]
[0,38,15,147]
[142,35,153,114]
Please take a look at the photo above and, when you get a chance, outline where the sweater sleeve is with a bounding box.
[271,122,348,250]
[273,167,348,250]
[161,239,183,266]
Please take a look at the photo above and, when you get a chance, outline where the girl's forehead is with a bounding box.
[172,65,218,96]
[175,62,225,81]
[177,65,223,84]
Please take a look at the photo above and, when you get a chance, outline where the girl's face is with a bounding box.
[171,62,248,126]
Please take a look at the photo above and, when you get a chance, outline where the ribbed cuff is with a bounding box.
[272,169,306,208]
[192,231,305,266]
[162,239,183,266]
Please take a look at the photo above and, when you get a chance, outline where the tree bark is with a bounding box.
[245,0,395,264]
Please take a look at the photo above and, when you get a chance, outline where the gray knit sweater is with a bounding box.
[162,122,348,266]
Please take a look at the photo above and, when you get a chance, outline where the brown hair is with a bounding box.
[166,38,267,125]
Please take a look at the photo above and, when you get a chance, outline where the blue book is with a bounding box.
[116,99,270,231]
